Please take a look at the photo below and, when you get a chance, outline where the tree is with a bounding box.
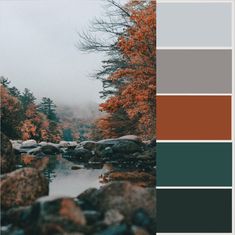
[38,97,58,122]
[0,85,23,138]
[0,76,10,88]
[20,88,36,112]
[79,0,156,139]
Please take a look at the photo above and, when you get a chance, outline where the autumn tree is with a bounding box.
[79,0,156,139]
[1,78,62,142]
[0,85,23,138]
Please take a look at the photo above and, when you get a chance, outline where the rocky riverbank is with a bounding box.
[0,133,156,235]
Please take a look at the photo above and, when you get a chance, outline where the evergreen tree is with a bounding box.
[20,88,36,112]
[38,97,58,122]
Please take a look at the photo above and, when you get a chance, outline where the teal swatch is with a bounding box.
[157,143,232,186]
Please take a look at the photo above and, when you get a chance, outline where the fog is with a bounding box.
[0,0,118,107]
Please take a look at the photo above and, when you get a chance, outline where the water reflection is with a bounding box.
[44,155,103,197]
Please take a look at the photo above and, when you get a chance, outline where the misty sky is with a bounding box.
[0,0,122,106]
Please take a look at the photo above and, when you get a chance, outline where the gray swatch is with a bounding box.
[157,50,232,93]
[157,3,232,47]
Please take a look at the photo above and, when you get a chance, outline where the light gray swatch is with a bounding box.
[157,3,232,47]
[157,50,232,93]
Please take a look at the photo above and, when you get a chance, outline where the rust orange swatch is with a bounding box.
[157,96,231,140]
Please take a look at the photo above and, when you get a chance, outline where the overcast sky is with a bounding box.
[0,0,119,106]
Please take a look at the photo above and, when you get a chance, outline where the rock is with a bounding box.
[95,139,142,158]
[0,226,25,235]
[80,141,96,151]
[112,141,142,154]
[41,145,60,155]
[27,147,43,156]
[68,148,93,161]
[59,141,70,148]
[0,167,49,209]
[38,141,48,146]
[118,135,142,142]
[71,165,82,170]
[59,141,78,148]
[27,196,86,234]
[94,224,130,235]
[97,147,113,159]
[21,140,37,148]
[80,182,156,223]
[10,140,24,154]
[83,210,102,225]
[4,206,31,227]
[132,208,152,229]
[77,188,98,211]
[103,209,124,225]
[0,132,17,174]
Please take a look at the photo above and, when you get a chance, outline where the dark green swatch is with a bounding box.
[156,189,232,232]
[157,143,232,186]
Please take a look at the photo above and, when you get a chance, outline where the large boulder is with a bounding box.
[78,182,156,223]
[95,139,143,157]
[21,140,37,148]
[118,135,142,142]
[80,141,96,151]
[41,145,61,155]
[68,148,93,161]
[26,196,86,234]
[0,132,17,174]
[112,141,142,154]
[0,167,48,209]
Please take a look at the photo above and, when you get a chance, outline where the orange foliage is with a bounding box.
[99,1,156,139]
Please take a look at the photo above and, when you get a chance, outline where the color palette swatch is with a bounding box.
[156,1,233,233]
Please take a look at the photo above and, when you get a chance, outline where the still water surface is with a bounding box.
[43,155,104,197]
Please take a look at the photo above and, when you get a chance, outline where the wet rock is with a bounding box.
[1,226,25,235]
[0,167,48,209]
[59,141,78,148]
[38,141,48,146]
[81,182,156,223]
[71,165,82,170]
[77,188,98,211]
[27,196,86,234]
[97,147,113,159]
[112,141,142,154]
[83,210,102,225]
[80,141,96,151]
[10,140,25,155]
[103,209,124,225]
[41,145,60,155]
[94,224,130,235]
[21,140,37,148]
[4,206,31,227]
[132,209,152,229]
[27,147,43,156]
[118,135,142,142]
[68,148,92,161]
[0,132,17,174]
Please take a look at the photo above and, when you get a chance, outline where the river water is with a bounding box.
[42,155,106,197]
